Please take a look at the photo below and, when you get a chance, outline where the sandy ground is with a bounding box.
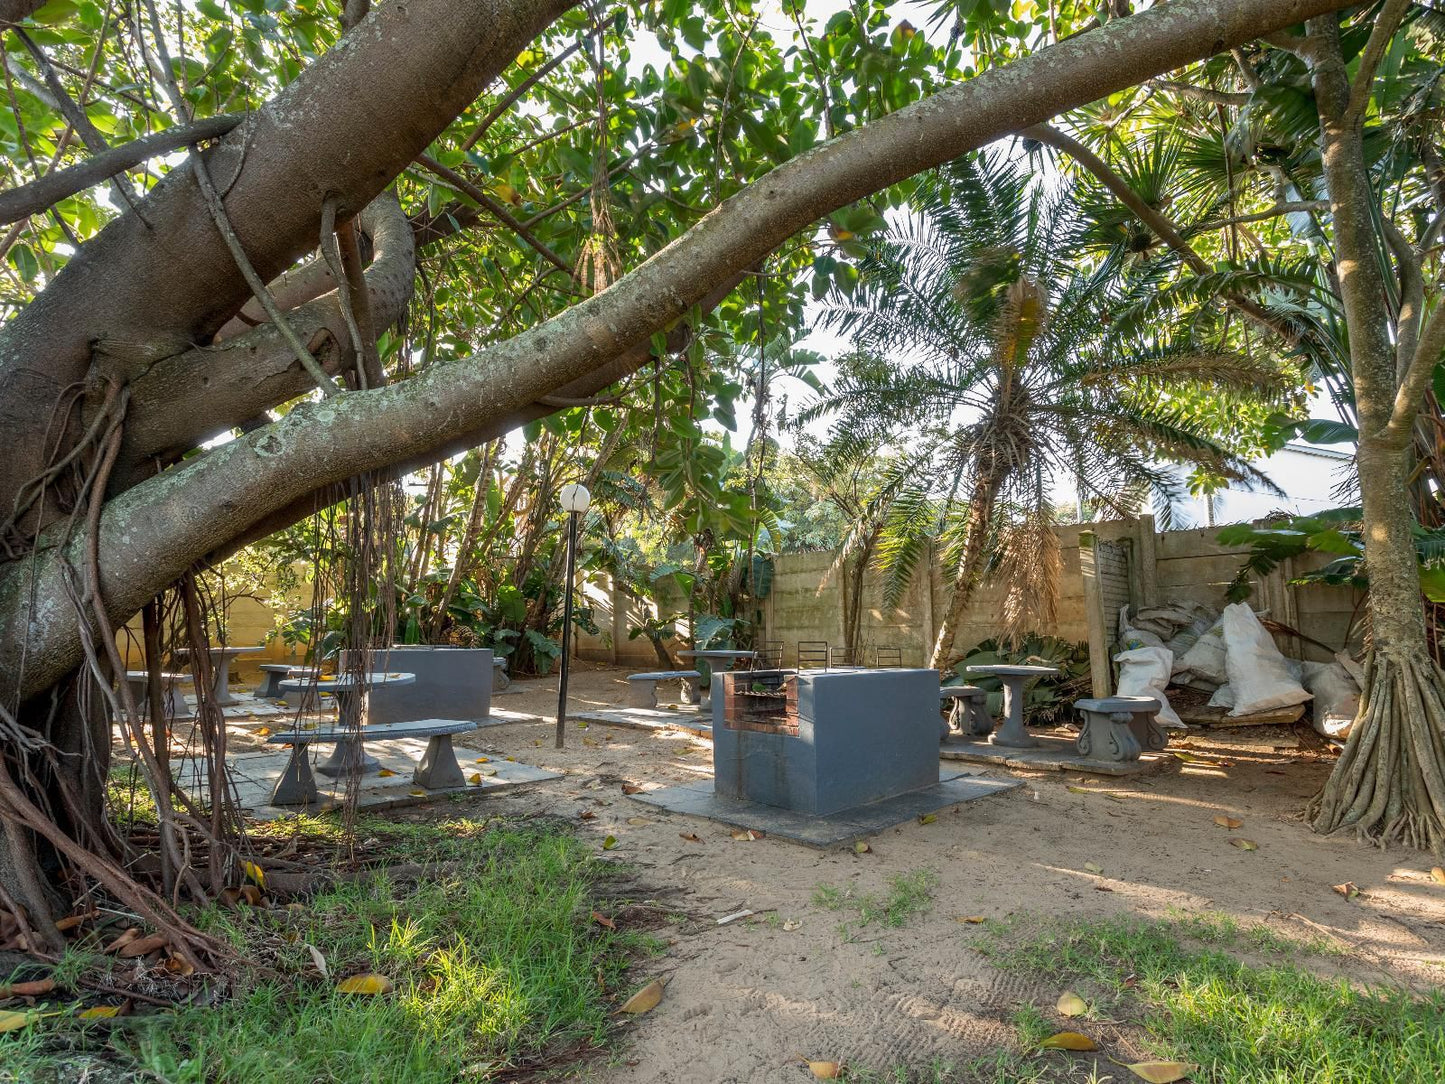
[205,663,1445,1080]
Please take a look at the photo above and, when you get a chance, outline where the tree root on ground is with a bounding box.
[1309,649,1445,855]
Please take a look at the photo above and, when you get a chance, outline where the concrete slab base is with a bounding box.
[626,769,1019,847]
[572,707,711,739]
[179,740,561,821]
[939,731,1166,776]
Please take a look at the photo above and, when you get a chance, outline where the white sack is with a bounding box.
[1207,683,1234,709]
[1175,616,1227,685]
[1221,603,1312,716]
[1118,605,1165,652]
[1114,646,1184,728]
[1301,661,1361,741]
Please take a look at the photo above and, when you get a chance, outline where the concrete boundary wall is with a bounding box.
[574,516,1365,680]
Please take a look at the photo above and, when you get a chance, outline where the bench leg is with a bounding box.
[254,672,281,698]
[964,699,992,736]
[270,742,319,805]
[1076,709,1141,762]
[1128,711,1169,752]
[627,681,657,709]
[317,737,380,777]
[680,677,702,705]
[414,733,467,789]
[493,665,511,691]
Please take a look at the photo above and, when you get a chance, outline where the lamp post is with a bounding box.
[555,482,591,748]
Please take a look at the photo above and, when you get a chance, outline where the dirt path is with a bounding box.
[286,664,1445,1079]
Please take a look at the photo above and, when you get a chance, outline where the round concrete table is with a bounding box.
[963,663,1060,748]
[678,650,760,709]
[176,645,262,707]
[278,671,415,777]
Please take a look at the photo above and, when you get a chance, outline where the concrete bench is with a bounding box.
[492,655,510,691]
[121,671,190,720]
[264,718,479,805]
[1073,696,1167,762]
[626,669,702,708]
[940,684,990,737]
[254,663,321,705]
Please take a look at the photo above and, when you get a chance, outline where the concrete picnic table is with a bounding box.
[174,645,262,707]
[963,663,1060,748]
[278,671,415,777]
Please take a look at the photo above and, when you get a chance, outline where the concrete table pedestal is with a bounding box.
[279,672,415,777]
[176,645,261,707]
[964,664,1060,749]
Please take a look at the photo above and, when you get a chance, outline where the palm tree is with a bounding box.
[807,152,1290,668]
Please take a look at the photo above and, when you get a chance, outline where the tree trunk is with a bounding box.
[1306,15,1445,852]
[928,469,1005,670]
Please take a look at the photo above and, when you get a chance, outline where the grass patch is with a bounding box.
[981,913,1445,1083]
[4,817,650,1084]
[813,869,938,938]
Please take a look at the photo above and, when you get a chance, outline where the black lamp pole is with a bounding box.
[555,507,580,748]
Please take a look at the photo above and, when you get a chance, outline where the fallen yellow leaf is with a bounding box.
[1430,867,1445,885]
[408,788,427,797]
[954,915,987,924]
[618,979,663,1014]
[730,829,763,841]
[255,726,271,737]
[1067,785,1091,794]
[1229,838,1259,851]
[241,860,266,887]
[1056,991,1087,1017]
[469,773,483,785]
[1213,815,1242,830]
[0,1010,33,1033]
[627,817,650,826]
[602,835,618,850]
[621,783,643,794]
[336,973,393,995]
[474,756,489,763]
[1332,881,1360,899]
[1125,1062,1197,1083]
[78,1005,121,1019]
[1084,862,1103,874]
[1039,1031,1097,1051]
[854,840,872,853]
[808,1061,842,1079]
[918,813,937,824]
[376,768,398,778]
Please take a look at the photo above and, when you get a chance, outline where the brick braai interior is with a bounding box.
[716,669,799,736]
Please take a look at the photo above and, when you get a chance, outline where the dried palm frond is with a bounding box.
[994,504,1060,651]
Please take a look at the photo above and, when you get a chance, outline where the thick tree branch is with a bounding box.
[1386,304,1445,448]
[0,114,241,225]
[1345,0,1409,130]
[121,193,413,468]
[1193,200,1327,230]
[0,0,1365,703]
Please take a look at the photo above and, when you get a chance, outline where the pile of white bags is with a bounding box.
[1114,600,1358,730]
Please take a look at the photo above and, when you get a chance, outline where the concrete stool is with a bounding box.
[255,664,321,709]
[121,671,189,720]
[626,670,703,708]
[492,655,510,691]
[1073,696,1166,761]
[940,684,991,737]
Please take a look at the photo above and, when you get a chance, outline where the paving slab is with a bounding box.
[939,731,1167,776]
[181,740,560,821]
[626,769,1019,847]
[572,706,711,739]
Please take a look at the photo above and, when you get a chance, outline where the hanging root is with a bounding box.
[1309,649,1445,855]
